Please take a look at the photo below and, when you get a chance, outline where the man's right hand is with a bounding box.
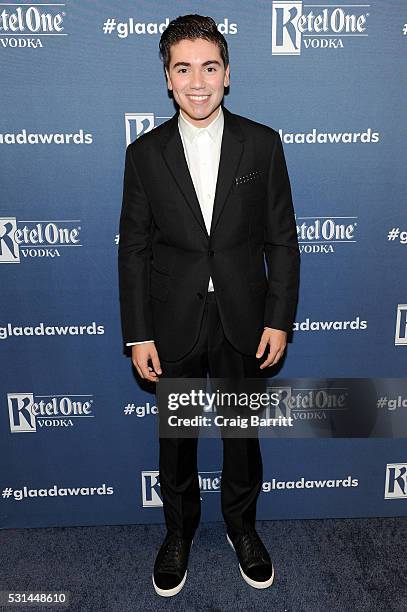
[131,342,162,382]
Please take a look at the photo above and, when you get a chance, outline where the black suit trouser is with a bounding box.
[158,291,267,540]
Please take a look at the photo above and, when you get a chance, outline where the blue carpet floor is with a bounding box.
[0,518,406,611]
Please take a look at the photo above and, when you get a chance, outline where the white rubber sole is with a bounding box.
[227,534,274,589]
[152,538,193,597]
[152,569,187,597]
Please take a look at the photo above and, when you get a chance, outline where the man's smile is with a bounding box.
[186,94,211,104]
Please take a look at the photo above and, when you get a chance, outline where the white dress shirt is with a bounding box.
[126,106,224,347]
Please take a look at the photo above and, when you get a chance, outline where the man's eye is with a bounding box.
[175,66,216,73]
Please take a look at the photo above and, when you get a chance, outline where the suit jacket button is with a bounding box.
[208,250,214,257]
[197,292,204,299]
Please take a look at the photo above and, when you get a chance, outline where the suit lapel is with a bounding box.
[161,105,244,239]
[161,112,208,236]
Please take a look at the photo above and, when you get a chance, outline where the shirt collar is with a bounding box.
[178,105,224,144]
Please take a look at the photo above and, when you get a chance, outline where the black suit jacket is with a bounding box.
[118,105,300,361]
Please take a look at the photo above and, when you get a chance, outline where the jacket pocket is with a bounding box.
[232,181,265,201]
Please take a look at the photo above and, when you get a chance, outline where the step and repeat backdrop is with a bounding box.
[1,1,406,529]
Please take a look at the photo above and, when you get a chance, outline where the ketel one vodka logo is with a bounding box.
[395,304,407,346]
[141,471,162,507]
[266,384,348,422]
[0,4,67,49]
[0,218,82,263]
[296,216,358,254]
[271,2,369,55]
[7,392,95,432]
[125,113,155,147]
[141,470,222,507]
[124,113,173,146]
[384,463,407,500]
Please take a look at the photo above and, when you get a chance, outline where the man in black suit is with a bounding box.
[118,14,300,597]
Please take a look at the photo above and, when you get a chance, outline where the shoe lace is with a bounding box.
[238,529,269,564]
[157,536,185,574]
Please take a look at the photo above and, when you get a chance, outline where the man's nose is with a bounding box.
[189,70,206,89]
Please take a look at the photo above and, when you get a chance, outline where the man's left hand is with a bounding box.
[256,327,287,368]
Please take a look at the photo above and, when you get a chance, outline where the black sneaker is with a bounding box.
[227,528,274,589]
[152,533,193,597]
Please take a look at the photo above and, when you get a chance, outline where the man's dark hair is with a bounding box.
[159,14,229,71]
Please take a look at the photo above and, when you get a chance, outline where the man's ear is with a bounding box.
[165,68,172,91]
[224,64,230,87]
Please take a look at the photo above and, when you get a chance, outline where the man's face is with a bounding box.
[165,37,230,128]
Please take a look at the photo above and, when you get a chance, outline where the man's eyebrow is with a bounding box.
[172,60,222,69]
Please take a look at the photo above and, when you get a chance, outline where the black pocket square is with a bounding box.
[234,170,262,186]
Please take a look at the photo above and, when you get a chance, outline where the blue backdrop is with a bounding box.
[1,1,406,529]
